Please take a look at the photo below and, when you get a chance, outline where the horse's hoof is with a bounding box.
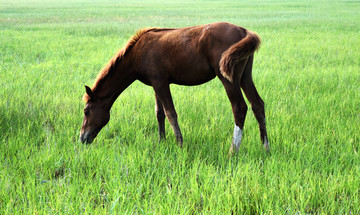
[264,142,270,153]
[228,143,240,158]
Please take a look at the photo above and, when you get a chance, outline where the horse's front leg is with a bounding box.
[155,93,166,141]
[153,82,183,146]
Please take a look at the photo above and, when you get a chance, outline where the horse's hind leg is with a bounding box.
[155,93,166,141]
[218,60,249,154]
[240,55,270,152]
[153,82,183,146]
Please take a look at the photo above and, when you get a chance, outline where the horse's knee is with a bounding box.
[155,103,165,120]
[165,111,178,122]
[156,109,165,121]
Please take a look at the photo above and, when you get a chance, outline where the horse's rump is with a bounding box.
[219,31,261,83]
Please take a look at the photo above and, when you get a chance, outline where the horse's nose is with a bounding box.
[79,132,86,143]
[79,131,89,144]
[79,131,94,144]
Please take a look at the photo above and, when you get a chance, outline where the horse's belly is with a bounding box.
[169,68,216,86]
[166,57,216,86]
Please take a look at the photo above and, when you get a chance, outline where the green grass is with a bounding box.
[1,0,360,213]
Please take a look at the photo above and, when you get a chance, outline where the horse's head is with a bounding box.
[79,86,110,144]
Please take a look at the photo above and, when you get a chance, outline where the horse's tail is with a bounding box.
[219,31,261,83]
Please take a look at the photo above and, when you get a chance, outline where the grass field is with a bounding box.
[1,0,360,213]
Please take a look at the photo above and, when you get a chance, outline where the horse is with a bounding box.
[79,22,270,154]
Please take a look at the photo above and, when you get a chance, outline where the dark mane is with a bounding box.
[83,28,157,102]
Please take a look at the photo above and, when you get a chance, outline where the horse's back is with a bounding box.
[132,22,248,86]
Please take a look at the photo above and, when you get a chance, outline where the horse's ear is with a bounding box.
[85,86,95,101]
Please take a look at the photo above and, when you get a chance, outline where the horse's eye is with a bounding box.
[84,109,90,116]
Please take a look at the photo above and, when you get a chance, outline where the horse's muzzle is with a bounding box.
[79,130,96,144]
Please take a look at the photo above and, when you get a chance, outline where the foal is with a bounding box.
[80,22,270,154]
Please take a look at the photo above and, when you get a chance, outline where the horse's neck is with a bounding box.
[94,62,136,110]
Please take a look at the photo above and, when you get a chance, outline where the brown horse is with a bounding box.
[80,22,270,154]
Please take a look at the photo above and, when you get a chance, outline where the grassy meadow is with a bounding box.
[1,0,359,213]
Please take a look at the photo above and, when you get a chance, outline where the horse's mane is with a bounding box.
[83,28,157,102]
